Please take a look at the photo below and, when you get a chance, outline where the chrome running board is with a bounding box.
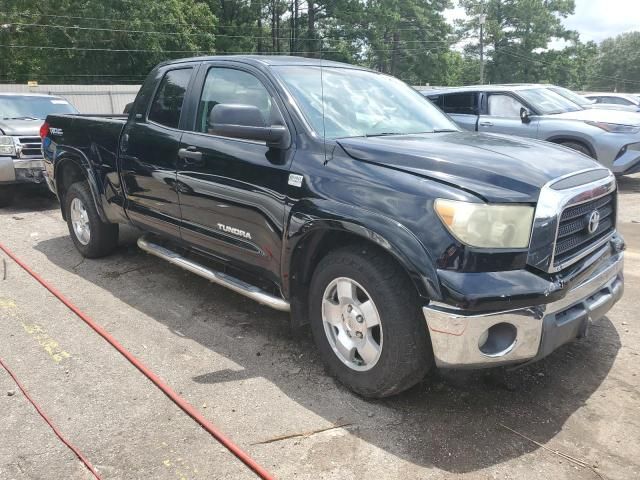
[137,235,290,312]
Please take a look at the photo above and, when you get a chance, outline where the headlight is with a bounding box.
[585,121,640,134]
[434,199,534,249]
[0,136,16,156]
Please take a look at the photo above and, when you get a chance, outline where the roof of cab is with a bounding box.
[159,55,372,70]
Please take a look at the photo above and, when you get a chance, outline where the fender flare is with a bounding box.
[53,146,109,223]
[282,199,441,302]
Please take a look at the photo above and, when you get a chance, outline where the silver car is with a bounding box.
[585,92,640,112]
[549,86,640,113]
[422,85,640,175]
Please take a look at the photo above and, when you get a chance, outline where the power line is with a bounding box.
[2,21,455,45]
[0,43,453,55]
[495,46,640,86]
[1,10,451,30]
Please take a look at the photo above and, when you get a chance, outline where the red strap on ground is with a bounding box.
[0,242,275,480]
[0,356,103,480]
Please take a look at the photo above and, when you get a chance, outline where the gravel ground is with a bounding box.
[0,176,639,480]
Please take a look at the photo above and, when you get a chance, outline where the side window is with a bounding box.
[148,68,192,129]
[196,67,279,134]
[487,94,525,117]
[442,92,478,115]
[426,95,442,107]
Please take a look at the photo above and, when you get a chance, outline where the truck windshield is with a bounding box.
[517,88,583,115]
[274,66,458,139]
[0,95,77,120]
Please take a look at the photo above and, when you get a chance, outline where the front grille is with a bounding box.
[18,136,42,157]
[553,193,616,267]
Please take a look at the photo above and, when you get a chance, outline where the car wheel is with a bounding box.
[309,245,433,398]
[0,185,15,208]
[559,141,594,158]
[65,181,119,258]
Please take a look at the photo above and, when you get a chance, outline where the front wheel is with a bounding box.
[64,181,119,258]
[309,245,433,398]
[558,140,594,158]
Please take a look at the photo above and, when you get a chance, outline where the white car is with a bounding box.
[584,93,640,112]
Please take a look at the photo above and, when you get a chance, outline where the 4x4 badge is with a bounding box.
[288,174,303,188]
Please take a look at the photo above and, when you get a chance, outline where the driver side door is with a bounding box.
[176,63,294,286]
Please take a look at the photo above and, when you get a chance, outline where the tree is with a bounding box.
[588,32,640,92]
[457,0,576,84]
[1,0,217,84]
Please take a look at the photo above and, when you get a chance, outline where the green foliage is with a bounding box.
[0,0,638,91]
[589,32,640,92]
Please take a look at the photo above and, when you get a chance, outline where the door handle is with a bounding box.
[178,146,203,163]
[479,121,494,127]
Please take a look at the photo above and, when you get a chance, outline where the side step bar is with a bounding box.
[137,235,290,312]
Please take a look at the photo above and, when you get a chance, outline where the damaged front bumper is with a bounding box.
[423,242,624,369]
[0,156,46,185]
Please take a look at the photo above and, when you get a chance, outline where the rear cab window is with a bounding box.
[148,68,193,129]
[441,92,479,115]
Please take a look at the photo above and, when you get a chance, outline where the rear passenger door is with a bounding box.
[175,63,294,286]
[440,92,480,131]
[478,92,539,138]
[120,66,194,239]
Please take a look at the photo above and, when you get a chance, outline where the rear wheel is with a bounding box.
[64,181,119,258]
[558,140,594,158]
[0,185,15,208]
[309,245,433,398]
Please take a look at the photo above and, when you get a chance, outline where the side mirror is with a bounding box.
[520,107,532,124]
[208,104,289,148]
[123,102,133,114]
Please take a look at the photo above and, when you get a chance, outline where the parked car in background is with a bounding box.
[548,86,640,113]
[42,56,624,397]
[584,93,640,112]
[0,93,78,206]
[423,85,640,175]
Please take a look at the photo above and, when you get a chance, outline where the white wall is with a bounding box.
[0,84,141,114]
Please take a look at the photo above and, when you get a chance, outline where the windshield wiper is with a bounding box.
[3,116,40,120]
[432,128,458,133]
[364,132,403,137]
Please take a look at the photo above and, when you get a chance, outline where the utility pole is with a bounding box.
[479,13,486,84]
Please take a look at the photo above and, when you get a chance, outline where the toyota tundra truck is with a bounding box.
[42,56,625,398]
[0,93,77,206]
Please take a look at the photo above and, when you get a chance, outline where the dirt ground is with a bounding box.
[1,175,639,480]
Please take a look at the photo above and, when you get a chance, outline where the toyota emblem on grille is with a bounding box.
[587,210,600,234]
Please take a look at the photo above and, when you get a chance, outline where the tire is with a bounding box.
[0,185,15,208]
[64,181,119,258]
[558,140,594,158]
[308,245,433,398]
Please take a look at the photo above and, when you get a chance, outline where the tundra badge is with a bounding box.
[217,223,252,240]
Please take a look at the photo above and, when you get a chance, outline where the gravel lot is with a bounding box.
[1,176,639,480]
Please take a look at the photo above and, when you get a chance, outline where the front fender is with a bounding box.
[283,198,441,301]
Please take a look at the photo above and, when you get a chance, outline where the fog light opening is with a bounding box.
[478,322,518,357]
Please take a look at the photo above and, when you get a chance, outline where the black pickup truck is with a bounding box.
[42,56,625,398]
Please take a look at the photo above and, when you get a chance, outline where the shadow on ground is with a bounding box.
[618,173,640,194]
[13,192,620,473]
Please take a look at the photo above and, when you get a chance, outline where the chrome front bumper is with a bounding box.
[423,251,624,368]
[0,156,45,183]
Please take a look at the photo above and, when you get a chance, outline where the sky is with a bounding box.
[445,0,640,45]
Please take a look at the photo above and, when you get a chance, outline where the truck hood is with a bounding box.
[0,118,42,136]
[337,132,601,203]
[550,108,640,126]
